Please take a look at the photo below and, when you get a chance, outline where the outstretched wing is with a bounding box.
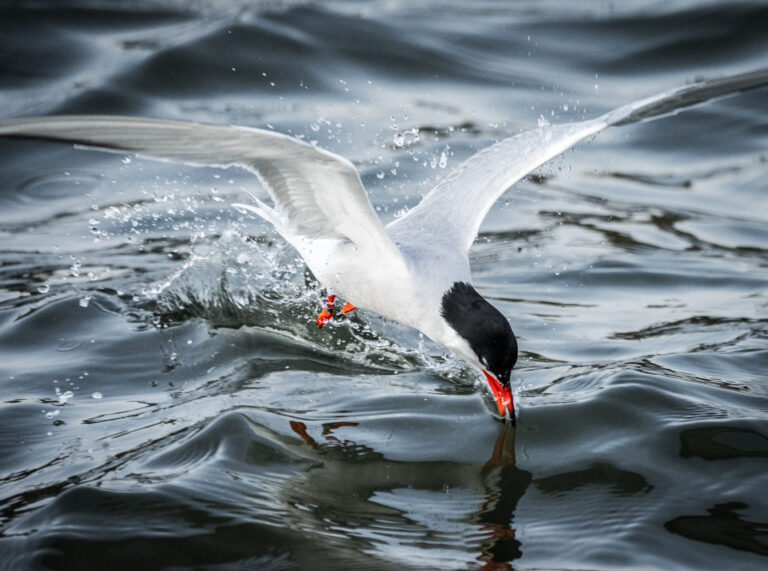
[0,115,401,259]
[388,68,768,253]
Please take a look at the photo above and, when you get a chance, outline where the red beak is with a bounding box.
[482,369,514,420]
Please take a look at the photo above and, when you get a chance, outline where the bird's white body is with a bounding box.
[294,225,477,367]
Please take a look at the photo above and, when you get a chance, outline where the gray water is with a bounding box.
[1,1,767,569]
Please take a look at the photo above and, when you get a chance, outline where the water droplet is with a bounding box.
[91,392,102,399]
[393,128,419,148]
[37,284,50,294]
[58,391,74,404]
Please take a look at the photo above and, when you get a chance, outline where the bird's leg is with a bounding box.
[316,295,356,327]
[289,421,320,449]
[339,302,356,315]
[315,294,336,327]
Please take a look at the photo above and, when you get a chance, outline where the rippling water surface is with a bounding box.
[1,1,767,569]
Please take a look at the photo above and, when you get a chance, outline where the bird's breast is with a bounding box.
[309,239,469,341]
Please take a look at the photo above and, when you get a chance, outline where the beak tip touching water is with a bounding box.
[482,370,515,423]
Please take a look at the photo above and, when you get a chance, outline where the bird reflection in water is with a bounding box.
[477,423,532,569]
[287,419,532,568]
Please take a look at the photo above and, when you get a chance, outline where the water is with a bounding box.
[1,1,767,569]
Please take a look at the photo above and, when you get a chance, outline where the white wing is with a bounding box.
[388,68,768,253]
[0,115,401,260]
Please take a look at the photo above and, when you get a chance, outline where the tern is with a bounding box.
[2,69,766,422]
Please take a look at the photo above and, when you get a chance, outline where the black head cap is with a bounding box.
[440,282,518,383]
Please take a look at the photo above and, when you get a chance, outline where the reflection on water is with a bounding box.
[478,425,530,568]
[287,420,530,568]
[666,502,768,557]
[3,412,530,569]
[679,426,768,461]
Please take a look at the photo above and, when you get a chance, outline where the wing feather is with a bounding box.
[388,68,768,252]
[0,115,401,259]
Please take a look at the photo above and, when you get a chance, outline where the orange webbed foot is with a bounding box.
[315,308,333,327]
[340,302,356,315]
[315,294,336,327]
